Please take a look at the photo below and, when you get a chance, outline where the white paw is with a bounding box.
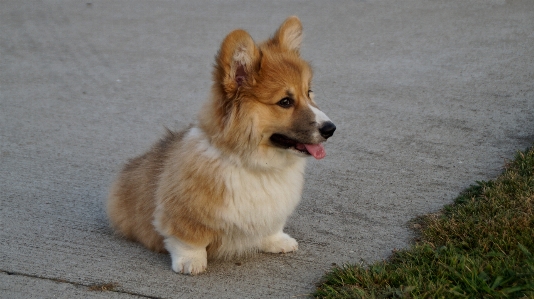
[171,254,207,275]
[260,232,298,254]
[164,237,207,275]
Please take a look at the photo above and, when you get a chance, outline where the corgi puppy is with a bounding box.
[107,16,336,275]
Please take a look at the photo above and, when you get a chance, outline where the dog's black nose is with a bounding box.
[319,121,336,139]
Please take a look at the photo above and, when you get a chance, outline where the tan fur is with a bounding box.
[107,16,334,273]
[107,130,186,253]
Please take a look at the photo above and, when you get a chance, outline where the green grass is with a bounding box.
[314,146,534,298]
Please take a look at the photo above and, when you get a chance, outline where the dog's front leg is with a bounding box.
[260,231,298,254]
[164,236,208,275]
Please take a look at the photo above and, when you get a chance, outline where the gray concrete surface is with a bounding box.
[1,0,533,298]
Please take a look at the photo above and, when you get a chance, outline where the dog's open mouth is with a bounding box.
[270,134,326,160]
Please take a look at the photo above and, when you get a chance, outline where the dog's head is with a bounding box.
[201,16,335,165]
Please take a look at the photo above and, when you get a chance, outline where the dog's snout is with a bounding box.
[319,121,336,139]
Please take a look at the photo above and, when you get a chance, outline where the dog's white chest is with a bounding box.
[219,160,305,235]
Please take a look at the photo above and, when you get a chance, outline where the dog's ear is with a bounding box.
[269,16,303,53]
[214,29,260,99]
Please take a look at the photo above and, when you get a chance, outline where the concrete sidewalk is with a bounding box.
[1,0,533,298]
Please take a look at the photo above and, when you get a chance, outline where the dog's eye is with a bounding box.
[277,97,294,108]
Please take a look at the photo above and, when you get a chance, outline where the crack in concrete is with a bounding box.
[1,270,161,299]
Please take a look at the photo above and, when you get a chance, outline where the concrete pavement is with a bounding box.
[1,0,533,298]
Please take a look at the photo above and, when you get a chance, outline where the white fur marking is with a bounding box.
[260,231,298,253]
[309,104,331,124]
[164,236,207,275]
[212,158,305,258]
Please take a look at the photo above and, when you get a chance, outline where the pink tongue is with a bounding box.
[304,143,326,160]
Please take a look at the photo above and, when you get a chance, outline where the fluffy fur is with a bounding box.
[107,16,336,275]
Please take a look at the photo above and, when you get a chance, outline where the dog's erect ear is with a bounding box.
[214,29,260,98]
[269,16,303,53]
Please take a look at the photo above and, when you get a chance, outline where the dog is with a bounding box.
[107,16,336,275]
